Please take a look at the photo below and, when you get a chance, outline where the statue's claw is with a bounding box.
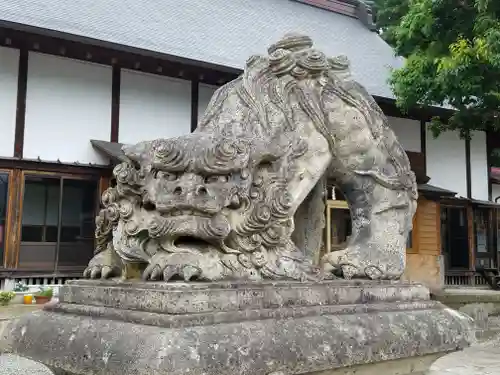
[321,245,404,280]
[163,265,180,281]
[180,265,201,281]
[143,251,227,282]
[84,249,122,279]
[143,264,159,281]
[90,267,101,279]
[151,266,162,281]
[101,266,113,279]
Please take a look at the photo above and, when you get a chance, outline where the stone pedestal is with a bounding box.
[0,279,474,375]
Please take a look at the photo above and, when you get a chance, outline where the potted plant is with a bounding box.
[0,291,15,306]
[34,287,53,305]
[12,281,30,304]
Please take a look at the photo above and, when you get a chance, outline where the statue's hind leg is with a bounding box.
[322,172,417,280]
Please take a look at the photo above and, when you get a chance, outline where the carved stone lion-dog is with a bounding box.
[84,33,417,282]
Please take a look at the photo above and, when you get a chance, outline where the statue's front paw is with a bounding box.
[83,249,123,279]
[321,244,404,280]
[142,251,228,282]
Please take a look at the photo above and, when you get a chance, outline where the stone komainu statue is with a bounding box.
[84,33,417,282]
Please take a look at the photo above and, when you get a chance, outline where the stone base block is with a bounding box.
[0,279,474,375]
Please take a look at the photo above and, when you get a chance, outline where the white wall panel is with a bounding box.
[426,124,467,198]
[470,131,489,201]
[387,116,421,152]
[24,53,112,164]
[119,70,191,144]
[198,83,218,126]
[0,47,19,158]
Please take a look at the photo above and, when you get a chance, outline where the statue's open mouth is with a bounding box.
[152,213,232,248]
[173,236,214,249]
[155,203,219,217]
[166,210,212,218]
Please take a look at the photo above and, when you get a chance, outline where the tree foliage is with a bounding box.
[372,0,500,137]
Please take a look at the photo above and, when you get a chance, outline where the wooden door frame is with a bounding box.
[0,169,15,269]
[3,169,106,272]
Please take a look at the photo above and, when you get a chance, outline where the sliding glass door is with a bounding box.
[18,173,99,272]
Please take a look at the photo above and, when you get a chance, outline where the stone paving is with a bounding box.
[0,305,41,321]
[429,337,500,375]
[0,354,54,375]
[0,305,54,374]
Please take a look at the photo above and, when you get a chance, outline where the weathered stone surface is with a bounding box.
[84,33,417,283]
[1,280,474,375]
[59,279,431,315]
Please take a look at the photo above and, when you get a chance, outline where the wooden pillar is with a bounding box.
[13,49,28,158]
[467,204,475,272]
[465,135,472,199]
[4,170,23,269]
[110,65,121,142]
[191,80,199,132]
[420,120,427,173]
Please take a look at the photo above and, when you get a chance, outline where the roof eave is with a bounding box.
[0,20,242,76]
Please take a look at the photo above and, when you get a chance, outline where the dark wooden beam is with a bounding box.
[13,49,28,158]
[0,27,236,87]
[191,80,199,132]
[465,134,472,199]
[110,65,121,142]
[0,158,109,176]
[375,96,453,123]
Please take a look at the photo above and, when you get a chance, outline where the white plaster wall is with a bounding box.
[0,47,19,158]
[387,116,421,152]
[492,184,500,202]
[198,83,218,125]
[469,130,489,201]
[24,53,112,164]
[426,124,467,197]
[119,70,191,144]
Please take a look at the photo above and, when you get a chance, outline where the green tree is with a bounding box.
[372,0,500,138]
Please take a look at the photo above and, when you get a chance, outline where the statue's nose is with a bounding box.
[171,184,208,198]
[195,185,208,196]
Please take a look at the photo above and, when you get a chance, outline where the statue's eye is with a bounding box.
[204,176,219,184]
[204,175,230,184]
[154,171,177,181]
[164,172,178,181]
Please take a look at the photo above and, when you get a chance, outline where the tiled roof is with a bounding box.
[1,0,403,98]
[417,184,456,197]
